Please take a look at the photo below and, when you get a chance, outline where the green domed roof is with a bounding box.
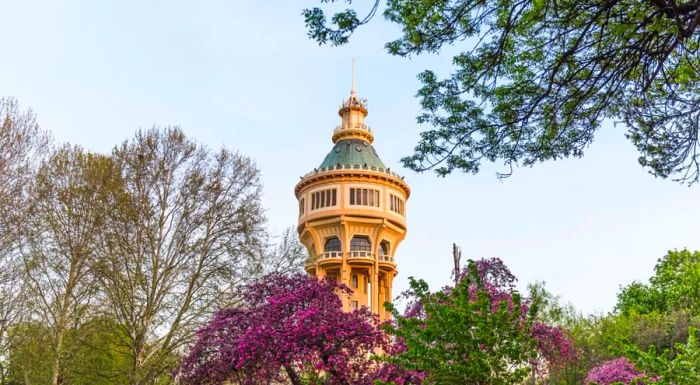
[319,139,386,170]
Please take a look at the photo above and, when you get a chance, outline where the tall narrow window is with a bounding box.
[324,237,341,252]
[299,198,305,215]
[350,236,371,252]
[310,188,338,210]
[352,274,359,289]
[349,188,380,207]
[390,194,404,215]
[379,240,390,256]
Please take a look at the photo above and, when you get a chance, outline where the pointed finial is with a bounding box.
[351,57,356,95]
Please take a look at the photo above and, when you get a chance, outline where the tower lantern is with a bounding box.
[294,67,410,320]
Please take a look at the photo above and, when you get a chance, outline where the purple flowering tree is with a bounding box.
[585,357,653,385]
[178,273,389,385]
[531,321,576,373]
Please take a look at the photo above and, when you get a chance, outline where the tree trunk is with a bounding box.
[452,243,461,285]
[50,326,65,385]
[284,364,302,385]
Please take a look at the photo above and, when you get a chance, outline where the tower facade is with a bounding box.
[294,73,410,321]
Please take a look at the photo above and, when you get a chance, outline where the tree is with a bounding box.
[96,127,266,385]
[617,282,666,317]
[179,273,388,385]
[5,317,132,385]
[0,96,49,260]
[248,227,308,278]
[5,322,53,385]
[549,249,700,385]
[617,249,700,315]
[544,313,621,385]
[548,307,696,384]
[0,97,49,381]
[305,0,700,184]
[383,258,575,385]
[22,145,117,385]
[624,327,700,385]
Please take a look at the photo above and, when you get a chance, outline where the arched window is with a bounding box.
[379,240,390,256]
[350,236,371,252]
[352,274,359,289]
[324,237,341,252]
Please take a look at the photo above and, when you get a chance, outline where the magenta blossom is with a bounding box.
[585,357,656,385]
[179,273,392,385]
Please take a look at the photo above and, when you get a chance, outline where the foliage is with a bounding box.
[617,249,700,315]
[179,273,388,385]
[616,283,665,317]
[584,357,652,385]
[5,318,132,385]
[5,322,52,385]
[622,327,700,385]
[546,249,700,385]
[305,0,700,184]
[383,258,576,385]
[547,268,700,384]
[626,311,698,355]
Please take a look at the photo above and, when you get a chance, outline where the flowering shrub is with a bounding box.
[585,357,653,385]
[384,258,577,384]
[179,273,390,385]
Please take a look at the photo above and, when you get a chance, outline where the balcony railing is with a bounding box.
[334,123,372,133]
[320,251,342,260]
[301,163,405,180]
[347,251,375,259]
[310,252,394,264]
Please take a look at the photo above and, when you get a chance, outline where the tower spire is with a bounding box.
[351,57,356,95]
[335,59,373,143]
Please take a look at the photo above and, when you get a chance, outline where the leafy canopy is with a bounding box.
[305,0,700,184]
[617,249,700,315]
[624,327,700,385]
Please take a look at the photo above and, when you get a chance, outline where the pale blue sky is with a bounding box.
[2,0,699,314]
